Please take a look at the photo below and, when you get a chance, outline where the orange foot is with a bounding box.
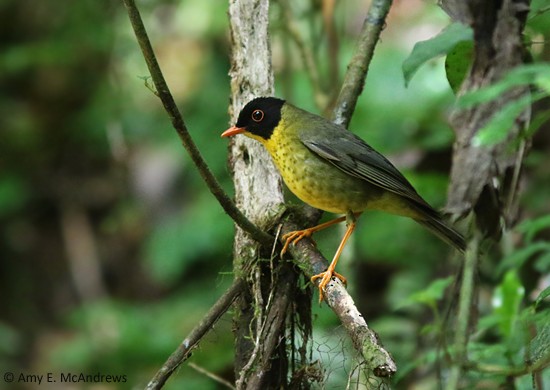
[311,270,347,303]
[281,228,317,255]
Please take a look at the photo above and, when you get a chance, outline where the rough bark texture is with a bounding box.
[227,1,294,388]
[443,0,530,237]
[227,1,283,232]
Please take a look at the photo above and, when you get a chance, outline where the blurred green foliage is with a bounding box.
[0,0,549,389]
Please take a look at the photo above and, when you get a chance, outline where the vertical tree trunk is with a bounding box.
[227,1,302,388]
[444,0,530,235]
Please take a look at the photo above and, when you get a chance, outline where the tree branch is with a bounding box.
[445,230,480,390]
[121,0,272,247]
[279,0,328,110]
[331,0,393,127]
[280,220,396,377]
[145,278,246,390]
[237,261,299,389]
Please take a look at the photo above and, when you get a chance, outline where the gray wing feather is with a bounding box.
[300,130,431,208]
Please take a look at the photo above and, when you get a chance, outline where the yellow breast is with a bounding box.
[248,118,370,214]
[244,116,422,219]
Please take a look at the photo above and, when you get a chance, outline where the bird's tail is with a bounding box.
[415,215,466,253]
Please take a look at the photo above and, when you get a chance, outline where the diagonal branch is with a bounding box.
[121,0,272,247]
[280,220,396,377]
[331,0,393,127]
[145,278,246,390]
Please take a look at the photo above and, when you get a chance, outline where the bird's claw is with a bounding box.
[311,270,347,303]
[280,229,315,255]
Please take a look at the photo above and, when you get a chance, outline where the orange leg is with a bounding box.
[281,215,345,254]
[281,212,362,255]
[311,212,358,303]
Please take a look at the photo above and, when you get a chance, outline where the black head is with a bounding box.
[235,97,285,140]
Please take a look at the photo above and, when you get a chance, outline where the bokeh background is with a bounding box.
[1,0,549,388]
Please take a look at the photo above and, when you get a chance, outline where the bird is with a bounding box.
[222,97,465,302]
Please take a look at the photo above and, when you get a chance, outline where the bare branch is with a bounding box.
[188,363,236,389]
[145,279,246,390]
[322,0,340,96]
[331,0,393,127]
[121,0,272,247]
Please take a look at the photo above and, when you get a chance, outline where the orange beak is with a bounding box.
[221,126,246,138]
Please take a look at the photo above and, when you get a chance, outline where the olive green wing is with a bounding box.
[300,129,433,211]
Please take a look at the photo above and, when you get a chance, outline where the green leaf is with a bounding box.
[535,286,550,310]
[402,23,473,86]
[400,276,453,308]
[457,63,550,108]
[497,242,550,275]
[517,214,550,243]
[535,70,550,94]
[534,251,550,273]
[472,92,545,146]
[445,40,473,93]
[493,270,525,340]
[527,320,550,369]
[528,0,550,36]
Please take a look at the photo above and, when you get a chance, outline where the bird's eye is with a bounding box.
[251,109,264,122]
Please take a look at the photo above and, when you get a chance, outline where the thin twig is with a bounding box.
[145,278,246,390]
[322,0,340,98]
[445,232,480,390]
[331,0,393,127]
[279,0,327,109]
[121,0,272,247]
[188,362,236,389]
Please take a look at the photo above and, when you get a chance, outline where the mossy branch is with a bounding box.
[280,220,396,377]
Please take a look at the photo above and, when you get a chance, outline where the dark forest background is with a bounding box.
[1,0,549,388]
